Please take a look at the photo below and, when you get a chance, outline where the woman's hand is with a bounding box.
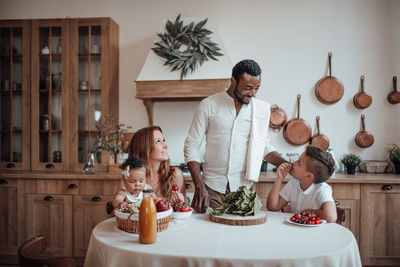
[170,191,185,204]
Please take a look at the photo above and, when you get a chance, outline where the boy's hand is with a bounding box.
[277,163,292,180]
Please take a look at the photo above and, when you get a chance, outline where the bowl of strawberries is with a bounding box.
[172,200,193,220]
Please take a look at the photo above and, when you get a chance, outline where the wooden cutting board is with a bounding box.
[209,211,267,226]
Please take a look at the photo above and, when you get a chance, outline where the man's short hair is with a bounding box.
[232,59,262,83]
[305,145,335,183]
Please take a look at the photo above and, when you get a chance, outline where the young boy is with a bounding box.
[267,145,337,223]
[112,156,150,209]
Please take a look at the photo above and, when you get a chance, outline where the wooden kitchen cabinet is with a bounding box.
[31,19,70,171]
[25,193,73,257]
[361,183,400,266]
[73,194,114,257]
[0,20,31,171]
[69,18,119,172]
[0,178,18,255]
[331,183,360,242]
[0,17,119,173]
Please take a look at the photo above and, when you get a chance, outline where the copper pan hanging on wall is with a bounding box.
[315,52,344,105]
[388,76,400,104]
[310,116,330,151]
[355,114,374,148]
[283,94,311,146]
[353,75,372,109]
[269,104,287,132]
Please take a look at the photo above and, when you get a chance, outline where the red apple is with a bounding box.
[156,199,170,212]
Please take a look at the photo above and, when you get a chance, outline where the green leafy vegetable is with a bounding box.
[208,186,262,216]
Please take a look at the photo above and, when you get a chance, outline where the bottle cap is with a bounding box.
[143,189,153,193]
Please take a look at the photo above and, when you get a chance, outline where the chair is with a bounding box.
[336,206,346,225]
[18,235,76,267]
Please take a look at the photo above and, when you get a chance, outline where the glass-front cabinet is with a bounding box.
[70,18,119,172]
[0,17,118,172]
[0,20,30,170]
[31,19,70,171]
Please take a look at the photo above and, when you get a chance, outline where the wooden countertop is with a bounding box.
[1,170,399,184]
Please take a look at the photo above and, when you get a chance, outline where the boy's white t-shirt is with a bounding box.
[279,177,334,213]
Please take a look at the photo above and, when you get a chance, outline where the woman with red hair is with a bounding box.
[129,126,186,203]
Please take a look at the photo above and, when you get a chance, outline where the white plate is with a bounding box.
[172,209,193,220]
[286,218,327,227]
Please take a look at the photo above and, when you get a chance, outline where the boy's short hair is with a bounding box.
[305,145,335,183]
[119,156,146,171]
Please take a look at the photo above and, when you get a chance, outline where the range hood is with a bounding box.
[135,17,232,125]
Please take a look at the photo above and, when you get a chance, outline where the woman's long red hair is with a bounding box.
[129,126,175,200]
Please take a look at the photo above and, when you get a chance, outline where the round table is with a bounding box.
[84,212,362,267]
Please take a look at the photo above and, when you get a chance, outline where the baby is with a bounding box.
[112,156,150,209]
[267,145,337,223]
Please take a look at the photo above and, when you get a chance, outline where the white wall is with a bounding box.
[1,0,399,167]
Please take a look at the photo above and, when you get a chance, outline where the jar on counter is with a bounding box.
[42,114,49,130]
[79,81,88,90]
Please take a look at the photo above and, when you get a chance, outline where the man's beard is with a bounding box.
[233,85,251,104]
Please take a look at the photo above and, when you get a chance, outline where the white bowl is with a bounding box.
[115,207,172,221]
[172,209,193,220]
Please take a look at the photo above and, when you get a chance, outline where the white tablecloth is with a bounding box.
[84,212,362,267]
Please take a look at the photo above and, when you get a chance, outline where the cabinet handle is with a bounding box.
[68,184,78,189]
[0,179,8,185]
[45,163,55,169]
[185,183,192,189]
[92,196,102,202]
[6,163,15,168]
[106,201,114,214]
[335,200,340,206]
[381,184,393,191]
[44,196,54,201]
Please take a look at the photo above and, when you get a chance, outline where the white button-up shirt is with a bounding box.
[280,178,334,213]
[184,91,276,193]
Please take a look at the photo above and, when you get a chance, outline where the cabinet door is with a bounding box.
[0,178,18,255]
[69,18,119,172]
[331,183,360,243]
[334,199,359,242]
[361,184,400,266]
[73,194,113,257]
[31,19,70,171]
[26,194,73,257]
[0,20,30,171]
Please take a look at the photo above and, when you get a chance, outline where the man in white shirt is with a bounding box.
[184,59,286,213]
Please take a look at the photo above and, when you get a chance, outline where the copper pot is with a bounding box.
[353,75,372,109]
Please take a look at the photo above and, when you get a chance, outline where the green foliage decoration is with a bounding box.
[152,14,223,80]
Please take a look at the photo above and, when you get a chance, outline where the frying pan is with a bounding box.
[355,114,374,148]
[353,75,372,109]
[388,76,400,104]
[310,116,330,151]
[315,52,344,105]
[269,104,287,132]
[283,94,311,146]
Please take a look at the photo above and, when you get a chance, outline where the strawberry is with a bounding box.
[172,184,180,192]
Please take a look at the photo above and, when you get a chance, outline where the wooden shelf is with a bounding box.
[39,130,62,133]
[77,130,100,134]
[135,78,230,125]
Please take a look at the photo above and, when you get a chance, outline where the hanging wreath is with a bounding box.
[152,14,223,80]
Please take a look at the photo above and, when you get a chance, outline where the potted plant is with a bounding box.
[387,143,400,174]
[341,154,362,174]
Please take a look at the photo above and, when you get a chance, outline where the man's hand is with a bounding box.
[191,184,210,213]
[276,163,292,180]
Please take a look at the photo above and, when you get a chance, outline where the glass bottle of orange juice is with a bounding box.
[139,189,157,244]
